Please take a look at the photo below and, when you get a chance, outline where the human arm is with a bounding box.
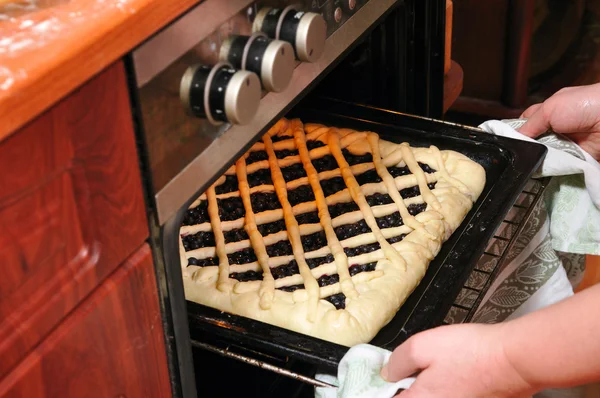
[382,283,600,397]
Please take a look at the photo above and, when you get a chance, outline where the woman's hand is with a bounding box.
[381,324,535,398]
[518,83,600,160]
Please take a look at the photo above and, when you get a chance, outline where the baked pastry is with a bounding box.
[180,118,486,346]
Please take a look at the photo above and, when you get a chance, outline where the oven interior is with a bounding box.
[127,1,546,397]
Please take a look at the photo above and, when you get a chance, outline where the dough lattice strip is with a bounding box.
[236,156,275,309]
[263,121,320,322]
[205,185,231,291]
[292,120,359,301]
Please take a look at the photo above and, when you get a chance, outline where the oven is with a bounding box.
[125,1,546,396]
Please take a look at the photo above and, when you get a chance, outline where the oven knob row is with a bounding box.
[179,7,327,126]
[180,63,261,126]
[219,34,295,93]
[252,7,326,63]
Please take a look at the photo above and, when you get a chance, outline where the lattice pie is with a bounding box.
[180,118,486,346]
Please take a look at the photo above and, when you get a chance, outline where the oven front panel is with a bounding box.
[130,0,417,225]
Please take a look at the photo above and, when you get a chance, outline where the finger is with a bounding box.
[382,337,427,382]
[520,103,542,119]
[517,105,551,138]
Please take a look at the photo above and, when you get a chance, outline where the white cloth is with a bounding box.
[315,344,414,398]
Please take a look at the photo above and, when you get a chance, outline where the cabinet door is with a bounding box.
[0,61,148,377]
[0,244,171,398]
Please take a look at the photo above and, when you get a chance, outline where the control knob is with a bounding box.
[220,33,295,93]
[253,7,326,63]
[180,62,261,126]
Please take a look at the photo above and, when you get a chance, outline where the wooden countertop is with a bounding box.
[0,0,200,142]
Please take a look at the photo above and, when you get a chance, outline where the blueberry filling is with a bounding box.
[247,150,269,164]
[419,162,436,173]
[387,234,407,244]
[334,220,371,240]
[250,192,281,212]
[328,201,360,218]
[306,140,325,150]
[247,168,273,187]
[288,185,315,206]
[296,211,320,225]
[182,231,216,250]
[355,170,383,185]
[215,175,239,194]
[318,273,340,287]
[365,193,393,206]
[275,149,299,159]
[387,166,411,178]
[375,212,403,229]
[271,260,300,279]
[400,186,420,199]
[230,270,263,281]
[407,203,427,216]
[187,256,218,267]
[227,248,258,264]
[281,163,307,182]
[265,240,293,257]
[271,135,292,142]
[257,220,287,236]
[320,177,347,197]
[182,201,209,226]
[312,155,338,172]
[324,293,346,309]
[278,284,305,292]
[306,254,335,269]
[428,182,436,190]
[349,262,377,276]
[344,242,381,257]
[218,197,245,221]
[223,228,249,243]
[301,231,328,252]
[342,149,373,165]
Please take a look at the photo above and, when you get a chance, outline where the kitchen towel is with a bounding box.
[314,119,600,398]
[473,119,600,326]
[315,344,415,398]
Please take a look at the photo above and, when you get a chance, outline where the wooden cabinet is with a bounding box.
[0,60,169,397]
[0,244,171,398]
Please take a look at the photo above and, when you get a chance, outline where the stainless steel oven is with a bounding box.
[125,1,544,396]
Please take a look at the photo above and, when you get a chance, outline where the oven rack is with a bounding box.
[191,177,550,390]
[444,177,549,325]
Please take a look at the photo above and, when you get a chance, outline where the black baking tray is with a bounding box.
[186,98,547,372]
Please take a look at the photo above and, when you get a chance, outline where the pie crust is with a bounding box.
[180,118,486,346]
